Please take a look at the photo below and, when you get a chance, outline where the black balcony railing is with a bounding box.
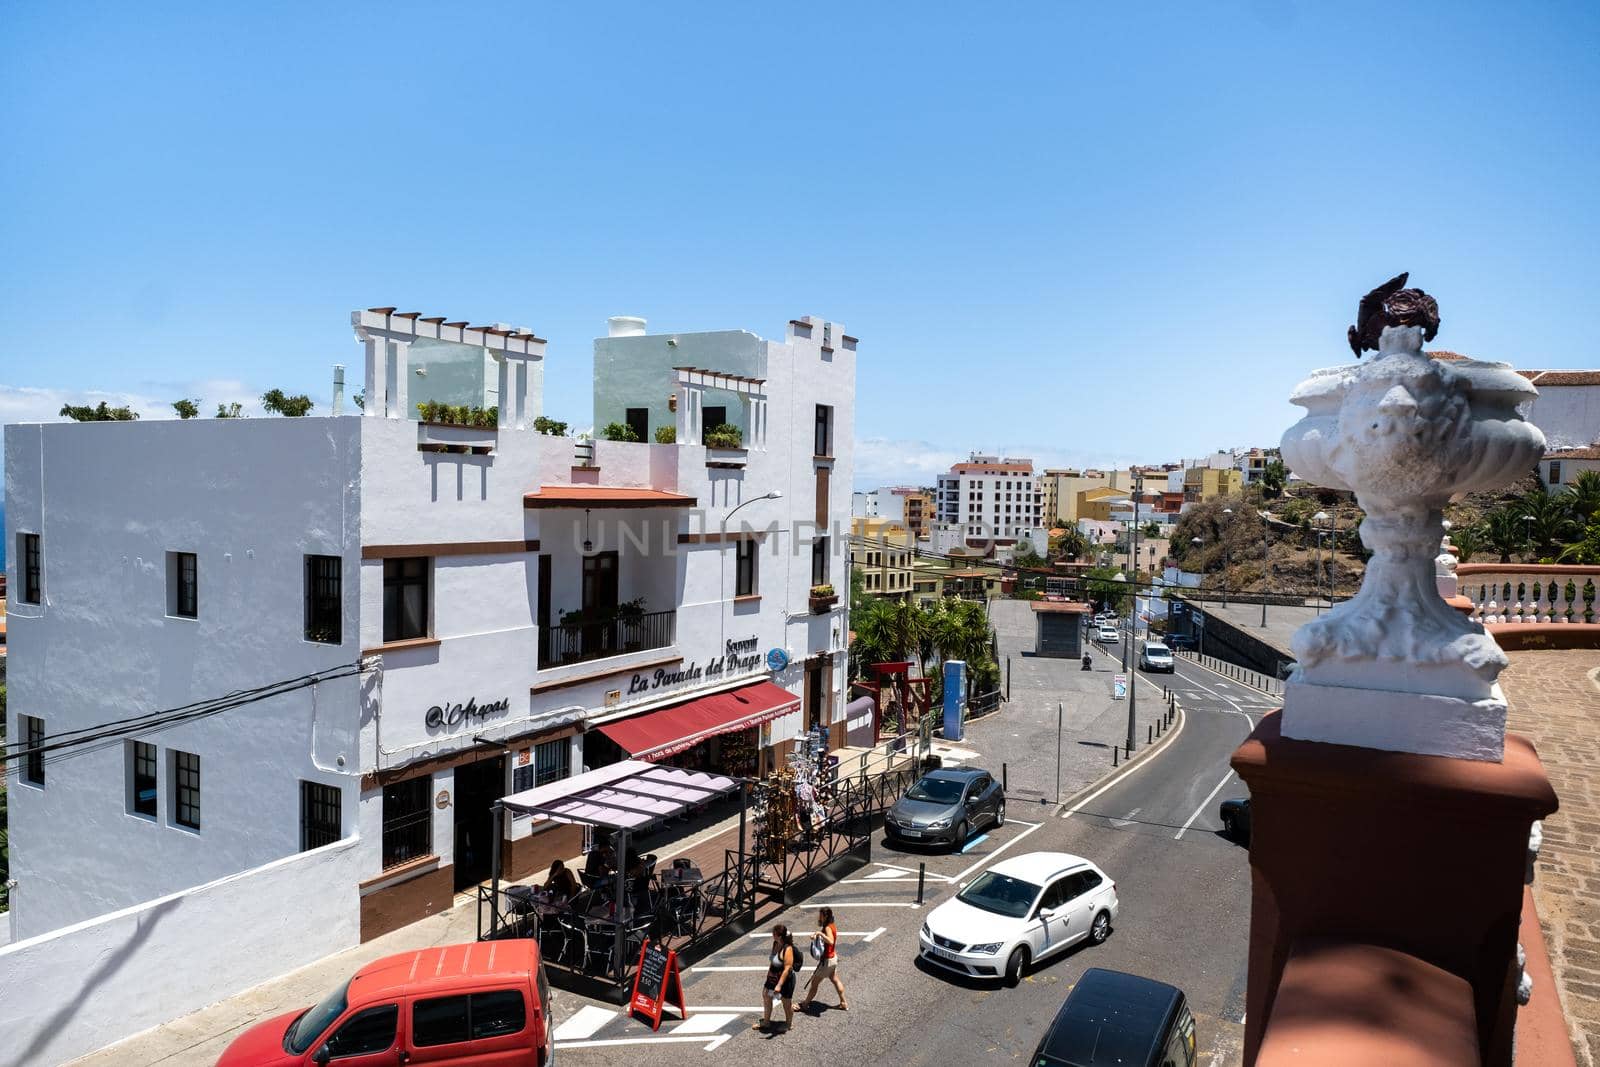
[539,608,675,669]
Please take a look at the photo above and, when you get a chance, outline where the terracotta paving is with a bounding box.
[1504,649,1600,1066]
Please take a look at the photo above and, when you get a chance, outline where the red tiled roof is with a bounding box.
[523,486,698,508]
[1428,350,1471,362]
[1532,371,1600,386]
[1547,446,1600,460]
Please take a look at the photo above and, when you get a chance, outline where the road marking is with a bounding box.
[811,901,922,908]
[1109,806,1142,829]
[689,965,770,972]
[958,832,990,854]
[671,1012,738,1035]
[557,1035,731,1050]
[553,1005,616,1041]
[1059,708,1187,820]
[944,819,1045,884]
[748,930,881,938]
[862,926,888,942]
[1174,770,1237,841]
[863,864,915,880]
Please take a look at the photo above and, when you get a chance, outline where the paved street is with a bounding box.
[536,647,1272,1066]
[68,614,1275,1067]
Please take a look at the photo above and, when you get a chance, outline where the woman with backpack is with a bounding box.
[798,906,849,1012]
[755,924,802,1032]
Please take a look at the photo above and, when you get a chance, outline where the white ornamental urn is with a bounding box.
[1279,325,1544,760]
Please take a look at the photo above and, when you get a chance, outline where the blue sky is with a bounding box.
[2,2,1597,488]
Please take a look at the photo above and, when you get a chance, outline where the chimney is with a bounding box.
[332,365,345,415]
[608,316,648,338]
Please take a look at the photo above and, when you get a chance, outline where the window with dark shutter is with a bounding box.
[21,533,41,604]
[304,555,342,643]
[382,557,430,641]
[736,540,757,597]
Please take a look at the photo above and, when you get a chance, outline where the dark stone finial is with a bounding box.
[1347,272,1441,357]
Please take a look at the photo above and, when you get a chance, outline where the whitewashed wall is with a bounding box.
[3,418,363,938]
[0,835,361,1067]
[1526,384,1600,451]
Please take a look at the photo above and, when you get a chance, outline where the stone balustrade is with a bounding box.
[1455,564,1600,624]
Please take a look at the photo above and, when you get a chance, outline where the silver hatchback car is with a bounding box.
[886,767,1005,848]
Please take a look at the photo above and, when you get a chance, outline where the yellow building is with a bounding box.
[1076,485,1127,522]
[1183,466,1243,503]
[851,517,915,601]
[1041,469,1129,525]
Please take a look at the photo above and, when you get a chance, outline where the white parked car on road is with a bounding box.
[1139,640,1175,673]
[918,852,1119,986]
[1095,624,1119,643]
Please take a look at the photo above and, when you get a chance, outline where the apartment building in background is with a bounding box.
[3,309,855,943]
[851,486,933,541]
[932,454,1046,560]
[850,517,915,602]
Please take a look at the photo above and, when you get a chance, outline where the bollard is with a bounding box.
[1113,746,1119,767]
[1148,723,1153,744]
[917,862,926,905]
[1002,762,1008,792]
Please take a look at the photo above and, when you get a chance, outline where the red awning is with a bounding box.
[597,681,801,762]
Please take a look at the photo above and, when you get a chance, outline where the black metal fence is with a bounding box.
[476,758,917,996]
[538,608,676,669]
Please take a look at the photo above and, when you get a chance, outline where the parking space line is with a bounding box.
[811,901,922,908]
[553,1005,616,1041]
[688,965,769,972]
[958,833,990,854]
[670,1013,739,1035]
[747,930,881,938]
[943,818,1045,884]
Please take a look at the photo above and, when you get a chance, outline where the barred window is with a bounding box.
[304,555,342,643]
[512,738,570,792]
[173,750,201,829]
[22,714,44,786]
[169,552,198,618]
[301,780,343,850]
[382,775,432,868]
[21,533,41,604]
[129,740,157,816]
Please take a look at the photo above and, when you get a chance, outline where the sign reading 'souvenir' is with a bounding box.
[426,696,512,729]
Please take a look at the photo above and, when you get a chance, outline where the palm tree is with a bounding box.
[1052,527,1089,561]
[1518,489,1579,560]
[1562,470,1600,525]
[1449,524,1482,564]
[1483,506,1527,564]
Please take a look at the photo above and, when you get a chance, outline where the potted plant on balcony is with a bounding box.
[617,597,648,650]
[704,423,743,449]
[809,583,838,613]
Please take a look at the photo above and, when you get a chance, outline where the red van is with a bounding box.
[217,939,555,1066]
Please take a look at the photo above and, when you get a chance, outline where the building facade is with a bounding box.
[850,517,914,602]
[850,487,931,541]
[4,310,855,942]
[933,454,1044,556]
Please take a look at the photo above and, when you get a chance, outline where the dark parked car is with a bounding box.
[1031,968,1195,1067]
[1164,633,1197,652]
[1220,797,1251,842]
[886,767,1004,848]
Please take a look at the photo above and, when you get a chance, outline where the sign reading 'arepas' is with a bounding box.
[426,695,512,730]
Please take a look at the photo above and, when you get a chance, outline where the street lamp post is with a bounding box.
[1220,507,1234,607]
[1312,510,1330,615]
[1522,514,1536,561]
[1260,537,1270,628]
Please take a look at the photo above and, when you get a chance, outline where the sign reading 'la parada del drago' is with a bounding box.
[627,636,763,695]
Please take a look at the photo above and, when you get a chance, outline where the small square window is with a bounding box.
[172,749,201,829]
[383,557,430,642]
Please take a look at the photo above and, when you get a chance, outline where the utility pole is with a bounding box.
[1124,471,1142,756]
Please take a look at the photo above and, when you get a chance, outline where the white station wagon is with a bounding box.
[918,851,1119,986]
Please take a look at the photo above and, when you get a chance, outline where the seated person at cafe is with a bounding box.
[584,840,617,882]
[545,859,579,901]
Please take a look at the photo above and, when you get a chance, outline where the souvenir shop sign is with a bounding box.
[627,636,762,695]
[425,695,512,730]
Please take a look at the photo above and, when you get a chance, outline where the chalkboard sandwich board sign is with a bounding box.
[629,939,686,1031]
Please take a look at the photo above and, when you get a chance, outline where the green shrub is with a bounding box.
[654,425,677,444]
[704,423,743,448]
[602,422,640,442]
[533,416,568,436]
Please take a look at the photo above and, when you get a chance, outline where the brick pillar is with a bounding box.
[1233,712,1557,1066]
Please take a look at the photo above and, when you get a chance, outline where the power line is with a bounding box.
[4,661,369,770]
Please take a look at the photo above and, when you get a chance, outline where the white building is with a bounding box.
[4,309,855,943]
[932,454,1044,558]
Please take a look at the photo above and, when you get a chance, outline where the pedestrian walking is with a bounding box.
[754,924,801,1032]
[798,907,849,1012]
